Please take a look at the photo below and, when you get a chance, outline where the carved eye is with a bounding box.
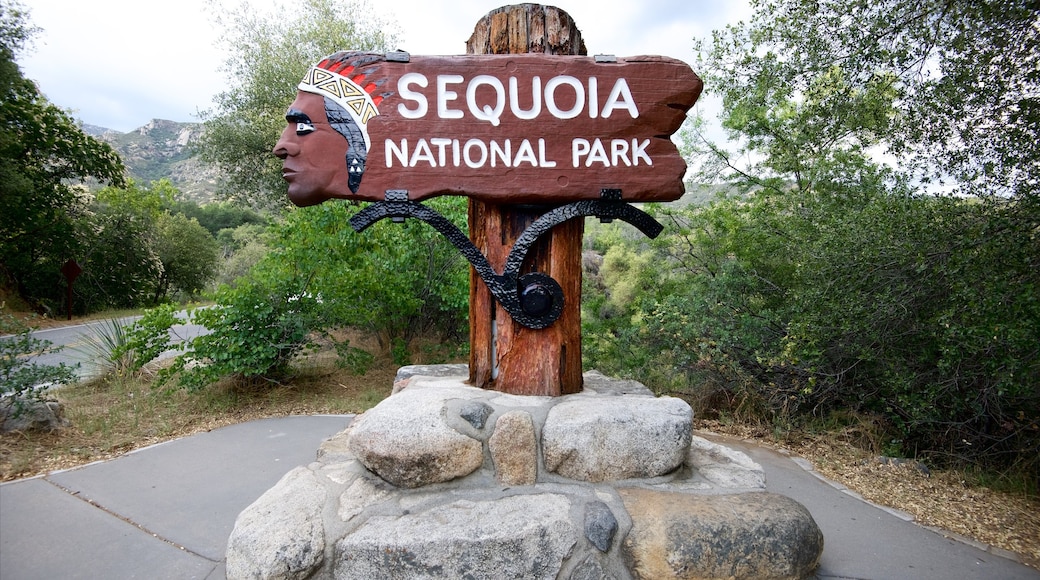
[296,121,316,135]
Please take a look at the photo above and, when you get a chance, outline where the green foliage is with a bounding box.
[215,223,272,285]
[159,197,468,390]
[198,0,398,209]
[613,0,1040,478]
[696,0,1039,200]
[0,314,79,411]
[78,185,165,311]
[335,340,374,375]
[0,1,127,311]
[260,198,469,347]
[166,199,268,237]
[72,318,134,378]
[153,212,220,301]
[160,277,326,391]
[585,187,1040,473]
[115,304,181,373]
[64,180,222,310]
[0,11,217,316]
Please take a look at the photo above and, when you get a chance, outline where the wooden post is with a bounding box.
[466,5,586,396]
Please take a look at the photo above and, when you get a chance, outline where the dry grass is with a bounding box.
[700,419,1040,570]
[0,354,398,482]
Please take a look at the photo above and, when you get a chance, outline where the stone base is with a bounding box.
[226,367,823,579]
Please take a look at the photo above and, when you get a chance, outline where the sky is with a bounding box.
[18,0,750,133]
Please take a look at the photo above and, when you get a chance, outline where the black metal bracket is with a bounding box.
[348,190,663,329]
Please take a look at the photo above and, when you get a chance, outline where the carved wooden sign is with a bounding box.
[275,51,703,206]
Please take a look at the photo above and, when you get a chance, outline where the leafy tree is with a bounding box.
[198,0,398,209]
[74,179,220,309]
[215,223,272,285]
[0,0,126,310]
[78,186,164,311]
[153,212,220,301]
[696,0,1039,201]
[165,199,268,237]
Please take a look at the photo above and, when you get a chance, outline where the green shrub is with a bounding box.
[115,303,181,373]
[0,314,79,414]
[583,191,1040,475]
[160,278,324,391]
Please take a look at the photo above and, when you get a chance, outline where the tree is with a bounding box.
[78,181,166,311]
[583,0,1040,472]
[197,0,398,210]
[76,179,219,310]
[165,199,267,237]
[149,198,469,391]
[153,212,220,301]
[0,0,127,311]
[696,0,1039,201]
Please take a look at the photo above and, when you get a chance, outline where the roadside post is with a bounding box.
[60,259,82,321]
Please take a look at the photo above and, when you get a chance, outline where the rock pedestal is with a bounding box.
[226,367,823,579]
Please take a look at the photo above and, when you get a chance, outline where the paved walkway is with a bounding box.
[1,415,1036,579]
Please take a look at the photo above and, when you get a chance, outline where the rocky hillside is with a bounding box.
[83,120,220,204]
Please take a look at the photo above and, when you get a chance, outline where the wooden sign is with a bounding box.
[275,52,702,206]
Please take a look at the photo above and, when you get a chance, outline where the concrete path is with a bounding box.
[1,415,1036,579]
[1,415,353,579]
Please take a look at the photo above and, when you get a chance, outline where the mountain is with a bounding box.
[84,120,220,204]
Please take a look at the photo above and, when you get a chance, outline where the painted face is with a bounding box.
[272,91,351,207]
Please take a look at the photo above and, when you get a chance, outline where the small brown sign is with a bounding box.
[276,52,702,206]
[60,259,82,282]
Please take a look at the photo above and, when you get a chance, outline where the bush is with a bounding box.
[154,198,470,390]
[0,314,79,414]
[115,303,182,373]
[159,278,325,391]
[583,190,1040,475]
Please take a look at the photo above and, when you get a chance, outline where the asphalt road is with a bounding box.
[5,312,208,380]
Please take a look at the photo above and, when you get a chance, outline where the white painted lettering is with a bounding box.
[386,139,408,167]
[490,139,511,167]
[410,138,436,167]
[509,76,541,120]
[572,138,590,167]
[588,77,598,118]
[545,75,585,119]
[397,73,428,119]
[430,138,452,166]
[538,139,556,167]
[611,139,631,166]
[514,139,537,166]
[585,138,609,167]
[632,138,652,165]
[467,75,506,126]
[395,73,642,122]
[571,138,650,167]
[601,78,639,118]
[437,75,464,119]
[463,139,488,168]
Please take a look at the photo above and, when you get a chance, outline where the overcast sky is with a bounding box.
[18,0,749,133]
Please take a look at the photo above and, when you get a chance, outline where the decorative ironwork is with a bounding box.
[349,191,664,329]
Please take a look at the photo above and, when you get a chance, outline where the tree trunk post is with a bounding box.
[466,5,586,396]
